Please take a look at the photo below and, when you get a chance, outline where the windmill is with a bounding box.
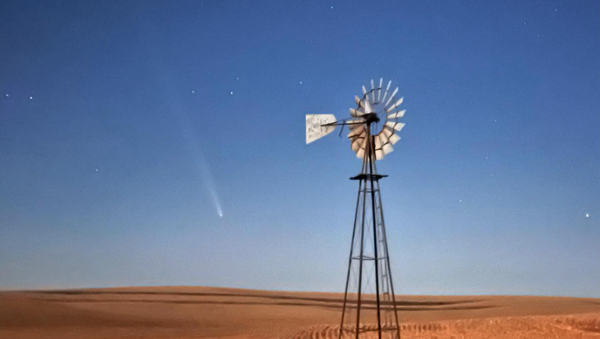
[306,79,405,339]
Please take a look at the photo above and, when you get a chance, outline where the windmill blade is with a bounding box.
[351,138,364,151]
[378,133,389,146]
[347,125,365,138]
[348,119,365,130]
[357,136,368,151]
[386,97,404,112]
[370,79,376,102]
[381,80,392,104]
[352,134,367,152]
[395,122,406,132]
[354,95,361,105]
[385,121,405,132]
[375,135,382,149]
[387,110,406,119]
[364,97,373,114]
[375,149,384,160]
[389,133,401,145]
[385,87,399,107]
[381,126,393,138]
[362,85,367,95]
[377,78,383,102]
[360,135,368,147]
[306,114,337,144]
[356,148,365,159]
[350,107,365,117]
[350,129,367,141]
[383,143,394,155]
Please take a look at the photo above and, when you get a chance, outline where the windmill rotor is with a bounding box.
[306,78,406,160]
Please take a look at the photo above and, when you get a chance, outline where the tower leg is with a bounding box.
[338,179,363,339]
[354,174,368,338]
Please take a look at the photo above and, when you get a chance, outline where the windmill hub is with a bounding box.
[364,112,380,125]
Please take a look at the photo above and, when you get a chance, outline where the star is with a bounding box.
[299,81,303,85]
[236,77,240,80]
[494,119,497,123]
[4,93,8,97]
[230,91,234,95]
[330,5,334,9]
[585,213,590,218]
[191,90,195,94]
[29,96,33,100]
[459,199,463,203]
[95,168,99,172]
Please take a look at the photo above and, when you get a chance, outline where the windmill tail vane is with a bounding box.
[305,78,406,339]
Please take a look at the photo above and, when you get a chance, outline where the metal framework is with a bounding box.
[306,78,406,339]
[338,123,401,339]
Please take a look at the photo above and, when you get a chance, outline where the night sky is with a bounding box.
[1,1,598,297]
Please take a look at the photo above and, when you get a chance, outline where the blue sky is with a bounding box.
[0,0,598,297]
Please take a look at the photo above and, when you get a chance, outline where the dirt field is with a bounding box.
[0,286,598,339]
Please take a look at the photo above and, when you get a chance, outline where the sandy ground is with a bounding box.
[0,286,598,339]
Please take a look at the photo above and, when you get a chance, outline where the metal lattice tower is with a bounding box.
[339,128,400,339]
[306,78,406,339]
